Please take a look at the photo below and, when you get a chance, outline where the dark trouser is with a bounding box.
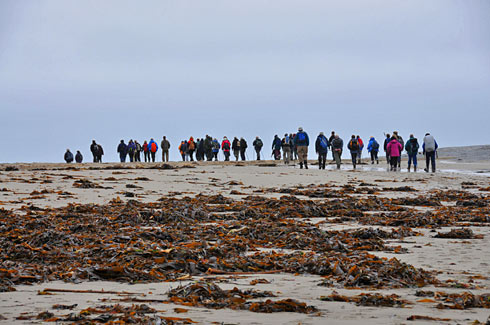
[181,153,186,161]
[224,151,230,161]
[333,150,342,169]
[255,149,261,160]
[240,150,246,161]
[120,154,126,163]
[425,151,436,172]
[150,152,156,162]
[96,155,102,163]
[370,151,378,163]
[188,150,194,161]
[213,152,218,161]
[390,156,399,170]
[350,152,357,168]
[273,149,281,160]
[397,155,401,167]
[135,152,141,162]
[129,153,134,162]
[385,152,390,164]
[206,150,213,161]
[92,154,97,163]
[318,152,326,169]
[144,151,150,162]
[283,147,291,164]
[233,149,239,161]
[162,150,169,162]
[408,153,417,168]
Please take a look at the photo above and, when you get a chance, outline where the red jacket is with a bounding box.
[143,143,148,152]
[221,140,231,152]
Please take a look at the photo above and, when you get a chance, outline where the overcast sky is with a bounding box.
[1,0,489,163]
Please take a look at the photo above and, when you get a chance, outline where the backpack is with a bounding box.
[284,136,290,145]
[189,141,195,150]
[223,142,230,150]
[350,139,359,151]
[372,141,380,150]
[256,139,263,148]
[296,132,306,144]
[213,142,220,150]
[319,137,328,150]
[151,142,157,152]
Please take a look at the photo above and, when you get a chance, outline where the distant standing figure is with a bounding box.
[282,133,291,164]
[367,137,380,164]
[222,136,231,161]
[64,149,74,163]
[294,127,309,169]
[188,137,196,161]
[143,141,149,162]
[290,133,298,161]
[347,135,359,169]
[134,141,142,162]
[161,136,171,162]
[383,134,391,164]
[272,135,281,160]
[75,150,83,163]
[148,138,158,162]
[127,140,136,162]
[232,137,240,161]
[423,133,438,173]
[253,136,263,160]
[90,140,99,162]
[328,131,336,161]
[405,134,419,172]
[331,135,343,169]
[239,137,248,161]
[394,131,404,168]
[386,136,403,171]
[356,135,364,164]
[117,140,128,162]
[178,141,188,161]
[315,132,329,169]
[212,138,220,161]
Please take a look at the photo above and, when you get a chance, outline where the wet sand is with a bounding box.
[0,158,489,324]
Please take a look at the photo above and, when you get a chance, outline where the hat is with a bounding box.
[298,127,303,131]
[319,132,324,136]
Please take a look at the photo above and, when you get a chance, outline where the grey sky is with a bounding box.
[1,0,489,163]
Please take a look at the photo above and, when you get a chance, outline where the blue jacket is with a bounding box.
[295,131,309,146]
[315,135,329,154]
[117,142,127,156]
[272,137,282,150]
[212,140,220,153]
[367,138,379,153]
[148,139,158,153]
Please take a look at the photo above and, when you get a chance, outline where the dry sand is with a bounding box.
[0,158,489,324]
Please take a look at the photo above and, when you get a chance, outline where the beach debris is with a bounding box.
[407,315,451,321]
[434,228,483,239]
[320,291,411,307]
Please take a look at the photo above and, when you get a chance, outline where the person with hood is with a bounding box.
[148,138,158,162]
[383,134,391,164]
[211,138,220,161]
[253,136,263,160]
[331,135,343,169]
[161,136,171,162]
[423,133,438,173]
[315,132,329,169]
[356,135,364,164]
[239,137,248,161]
[347,135,359,169]
[203,135,213,161]
[222,136,231,161]
[127,139,136,162]
[75,150,83,163]
[187,137,196,161]
[117,140,128,162]
[196,138,204,161]
[134,141,142,162]
[367,136,380,164]
[272,135,282,160]
[143,140,149,162]
[64,149,74,163]
[328,131,336,161]
[386,136,403,171]
[90,140,99,163]
[282,133,292,164]
[405,134,419,172]
[393,131,404,168]
[294,127,309,169]
[178,140,188,161]
[232,137,240,161]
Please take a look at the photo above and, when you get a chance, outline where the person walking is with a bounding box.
[143,141,150,162]
[148,138,158,162]
[253,136,263,160]
[328,131,336,162]
[239,137,248,161]
[294,127,309,169]
[232,137,240,161]
[315,132,329,169]
[203,135,213,161]
[331,135,343,169]
[212,138,220,161]
[383,134,391,164]
[290,133,298,161]
[187,137,196,161]
[367,137,380,164]
[405,134,419,172]
[161,136,171,162]
[178,140,188,161]
[134,141,142,162]
[90,140,99,163]
[64,149,74,163]
[393,131,404,168]
[127,140,136,162]
[282,133,292,164]
[222,136,231,161]
[347,135,359,169]
[75,150,83,163]
[196,138,204,161]
[356,136,364,164]
[117,140,128,162]
[272,135,282,160]
[423,133,438,173]
[386,136,403,171]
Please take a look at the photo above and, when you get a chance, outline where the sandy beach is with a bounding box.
[0,156,489,324]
